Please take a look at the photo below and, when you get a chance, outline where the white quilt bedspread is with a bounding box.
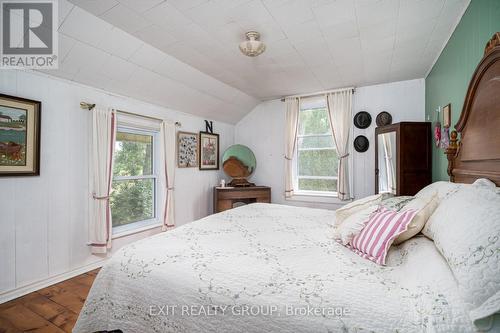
[74,203,476,333]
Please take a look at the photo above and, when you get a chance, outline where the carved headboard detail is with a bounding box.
[446,32,500,186]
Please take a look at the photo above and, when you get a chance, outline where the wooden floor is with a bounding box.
[0,269,99,333]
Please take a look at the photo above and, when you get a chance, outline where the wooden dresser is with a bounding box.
[214,186,271,213]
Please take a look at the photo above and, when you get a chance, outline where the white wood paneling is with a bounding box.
[0,71,20,293]
[0,70,234,300]
[352,79,426,199]
[14,177,49,286]
[12,73,51,287]
[0,181,16,292]
[45,79,72,277]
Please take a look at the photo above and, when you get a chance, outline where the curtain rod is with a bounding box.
[280,87,355,102]
[80,102,181,127]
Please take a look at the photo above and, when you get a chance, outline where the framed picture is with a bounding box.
[443,103,451,128]
[177,131,198,168]
[199,131,219,170]
[0,94,41,177]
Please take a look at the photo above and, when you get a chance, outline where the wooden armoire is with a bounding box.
[375,122,432,196]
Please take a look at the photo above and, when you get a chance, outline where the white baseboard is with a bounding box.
[0,259,108,304]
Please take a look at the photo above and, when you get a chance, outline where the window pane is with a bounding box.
[298,108,330,135]
[298,135,334,149]
[111,179,154,227]
[299,178,337,192]
[114,131,153,177]
[295,104,339,193]
[298,149,338,177]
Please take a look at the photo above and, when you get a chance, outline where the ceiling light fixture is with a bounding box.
[239,31,266,57]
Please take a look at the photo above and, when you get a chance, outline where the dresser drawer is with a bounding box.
[214,186,271,213]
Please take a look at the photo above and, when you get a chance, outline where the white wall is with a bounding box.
[0,70,234,301]
[235,79,425,209]
[353,79,425,199]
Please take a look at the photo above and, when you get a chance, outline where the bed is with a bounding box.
[74,203,475,333]
[74,33,500,333]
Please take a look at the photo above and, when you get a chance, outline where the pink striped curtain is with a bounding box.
[89,107,116,254]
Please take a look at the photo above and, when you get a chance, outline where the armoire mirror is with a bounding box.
[377,131,397,195]
[222,144,256,187]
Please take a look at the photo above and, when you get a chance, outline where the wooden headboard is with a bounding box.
[446,32,500,186]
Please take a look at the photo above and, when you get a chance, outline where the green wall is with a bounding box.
[425,0,500,181]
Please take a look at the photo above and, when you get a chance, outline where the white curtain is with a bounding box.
[326,89,353,201]
[284,97,300,198]
[160,121,176,230]
[89,107,116,254]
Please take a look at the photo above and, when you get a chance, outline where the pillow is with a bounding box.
[334,194,438,246]
[472,178,497,189]
[422,184,500,325]
[415,181,464,202]
[379,196,414,212]
[333,204,378,245]
[334,193,391,227]
[393,192,438,245]
[346,206,418,265]
[333,196,411,244]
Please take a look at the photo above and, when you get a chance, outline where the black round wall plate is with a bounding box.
[353,111,372,129]
[354,135,369,152]
[376,111,392,126]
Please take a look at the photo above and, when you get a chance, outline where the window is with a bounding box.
[110,127,158,234]
[294,99,338,195]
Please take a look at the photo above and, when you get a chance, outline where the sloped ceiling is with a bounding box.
[36,0,260,124]
[40,0,469,123]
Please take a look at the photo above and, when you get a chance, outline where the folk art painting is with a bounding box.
[0,94,41,176]
[199,131,219,170]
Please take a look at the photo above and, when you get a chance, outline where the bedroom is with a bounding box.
[0,0,499,332]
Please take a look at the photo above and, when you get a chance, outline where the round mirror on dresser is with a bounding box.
[222,144,256,187]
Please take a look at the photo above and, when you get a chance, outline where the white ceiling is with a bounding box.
[40,0,469,123]
[35,0,260,124]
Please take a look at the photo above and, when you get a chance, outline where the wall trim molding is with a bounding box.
[425,0,472,78]
[0,259,107,304]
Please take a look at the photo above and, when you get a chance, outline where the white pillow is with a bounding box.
[472,178,497,189]
[423,184,500,326]
[334,193,438,246]
[393,192,438,245]
[334,193,391,227]
[379,196,414,212]
[415,181,464,202]
[333,204,378,245]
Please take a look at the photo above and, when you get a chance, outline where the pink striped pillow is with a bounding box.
[347,207,418,265]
